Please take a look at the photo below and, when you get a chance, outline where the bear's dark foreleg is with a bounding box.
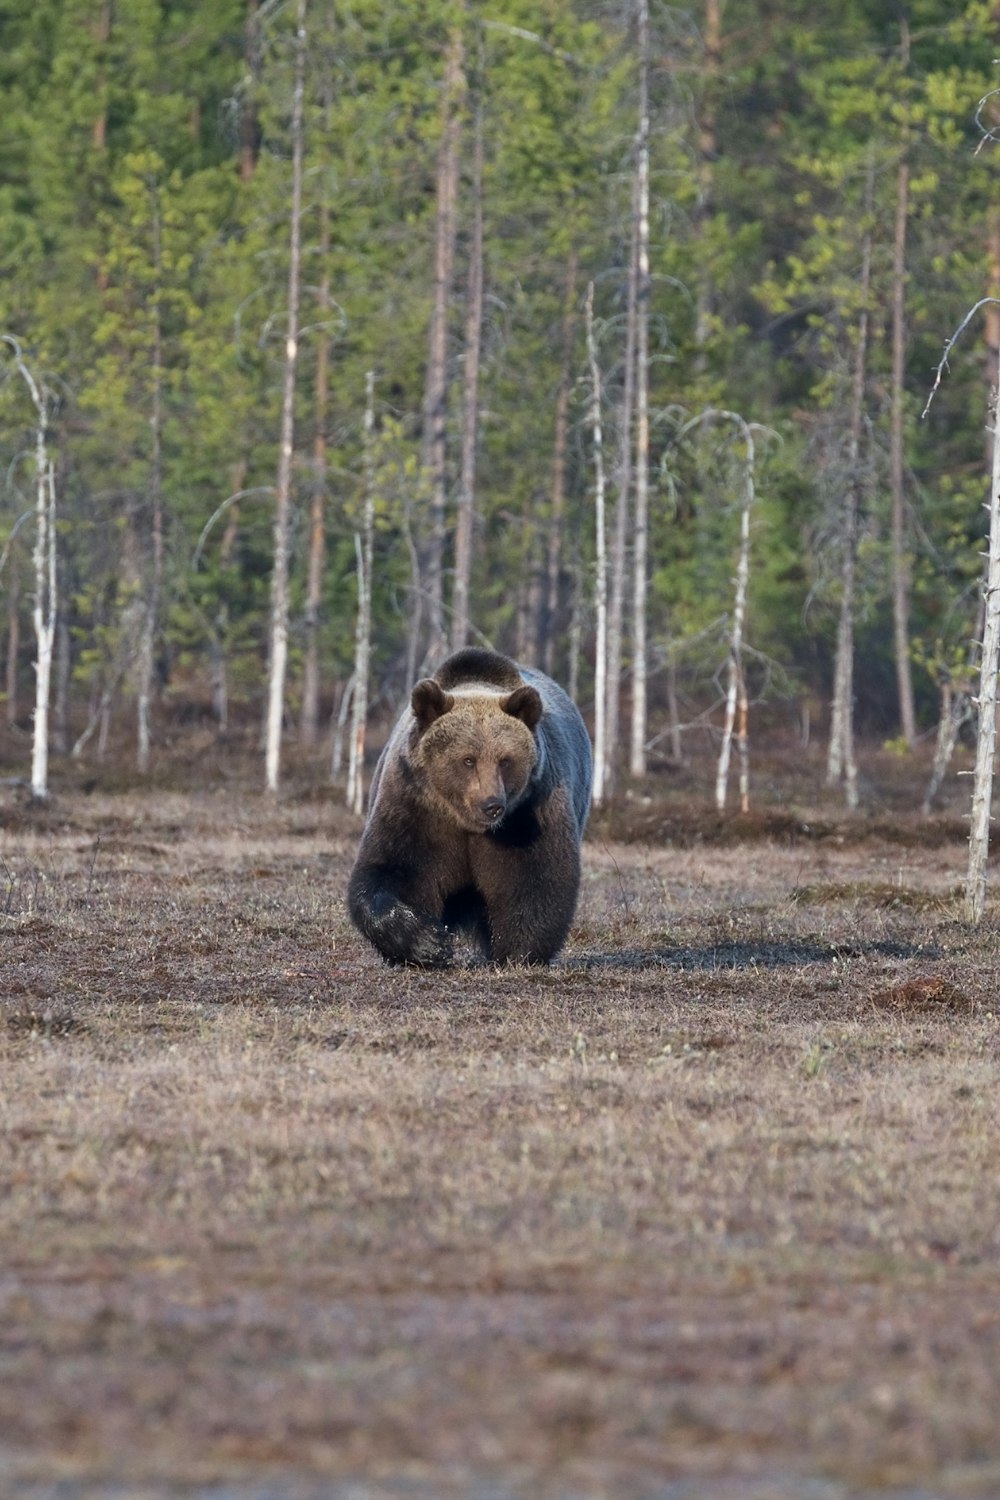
[347,865,454,968]
[475,852,581,965]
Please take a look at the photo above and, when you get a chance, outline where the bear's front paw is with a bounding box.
[368,898,454,968]
[403,920,455,968]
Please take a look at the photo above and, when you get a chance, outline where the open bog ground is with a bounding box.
[2,745,1000,1500]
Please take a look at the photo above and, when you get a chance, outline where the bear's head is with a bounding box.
[408,677,542,832]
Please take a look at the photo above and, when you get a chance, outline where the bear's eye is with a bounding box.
[463,755,476,769]
[498,757,511,772]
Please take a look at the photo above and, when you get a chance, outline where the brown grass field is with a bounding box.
[2,734,999,1500]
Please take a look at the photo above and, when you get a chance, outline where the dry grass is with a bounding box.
[1,757,1000,1499]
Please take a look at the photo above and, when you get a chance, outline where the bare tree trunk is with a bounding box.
[544,247,579,676]
[694,0,721,360]
[715,417,756,812]
[3,340,57,798]
[212,478,242,737]
[922,676,973,815]
[629,0,651,779]
[5,539,18,727]
[240,0,262,182]
[890,22,916,748]
[826,156,873,810]
[53,610,70,754]
[264,0,307,794]
[91,2,111,151]
[330,672,355,781]
[301,199,331,747]
[422,22,465,664]
[984,215,1000,467]
[586,283,608,806]
[452,91,484,654]
[606,176,639,793]
[567,548,583,705]
[137,186,165,775]
[347,372,377,817]
[965,392,1000,923]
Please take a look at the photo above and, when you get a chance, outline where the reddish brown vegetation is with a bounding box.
[1,743,999,1498]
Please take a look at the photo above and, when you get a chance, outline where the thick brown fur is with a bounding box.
[347,648,593,968]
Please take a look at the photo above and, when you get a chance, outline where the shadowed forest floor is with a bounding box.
[1,735,999,1499]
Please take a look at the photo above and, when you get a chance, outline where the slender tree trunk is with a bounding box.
[586,283,608,806]
[694,0,721,360]
[264,0,307,794]
[890,23,916,747]
[241,0,262,182]
[544,247,579,676]
[347,372,377,816]
[3,341,57,798]
[922,676,973,815]
[92,2,111,151]
[422,22,464,664]
[966,392,1000,923]
[137,187,165,775]
[31,417,56,800]
[301,200,331,747]
[826,156,873,810]
[715,417,756,812]
[630,0,651,779]
[984,215,1000,467]
[452,92,484,653]
[606,176,639,793]
[5,540,18,727]
[53,609,70,754]
[212,475,242,736]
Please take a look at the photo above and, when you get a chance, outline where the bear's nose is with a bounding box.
[480,796,505,822]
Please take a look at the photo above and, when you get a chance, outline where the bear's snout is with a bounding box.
[480,795,506,823]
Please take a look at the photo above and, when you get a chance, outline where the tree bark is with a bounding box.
[606,174,639,793]
[543,247,579,676]
[240,0,262,183]
[2,340,57,798]
[137,181,165,775]
[301,195,331,747]
[347,372,376,816]
[264,0,307,794]
[965,391,1000,923]
[715,416,756,812]
[422,22,464,664]
[451,90,484,653]
[826,154,873,810]
[5,539,18,728]
[889,22,916,747]
[629,0,651,779]
[586,283,608,805]
[694,0,721,360]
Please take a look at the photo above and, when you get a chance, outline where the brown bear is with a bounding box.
[347,647,592,967]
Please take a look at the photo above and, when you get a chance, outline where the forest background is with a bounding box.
[1,0,999,798]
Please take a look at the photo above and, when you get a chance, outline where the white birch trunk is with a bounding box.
[452,98,483,654]
[606,174,638,795]
[715,418,756,812]
[585,284,608,806]
[2,339,57,799]
[137,187,164,775]
[264,0,306,794]
[347,371,376,817]
[965,396,1000,923]
[423,24,464,663]
[32,441,57,800]
[629,0,651,779]
[890,135,916,747]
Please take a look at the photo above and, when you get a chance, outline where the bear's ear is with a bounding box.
[501,684,543,732]
[411,678,454,732]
